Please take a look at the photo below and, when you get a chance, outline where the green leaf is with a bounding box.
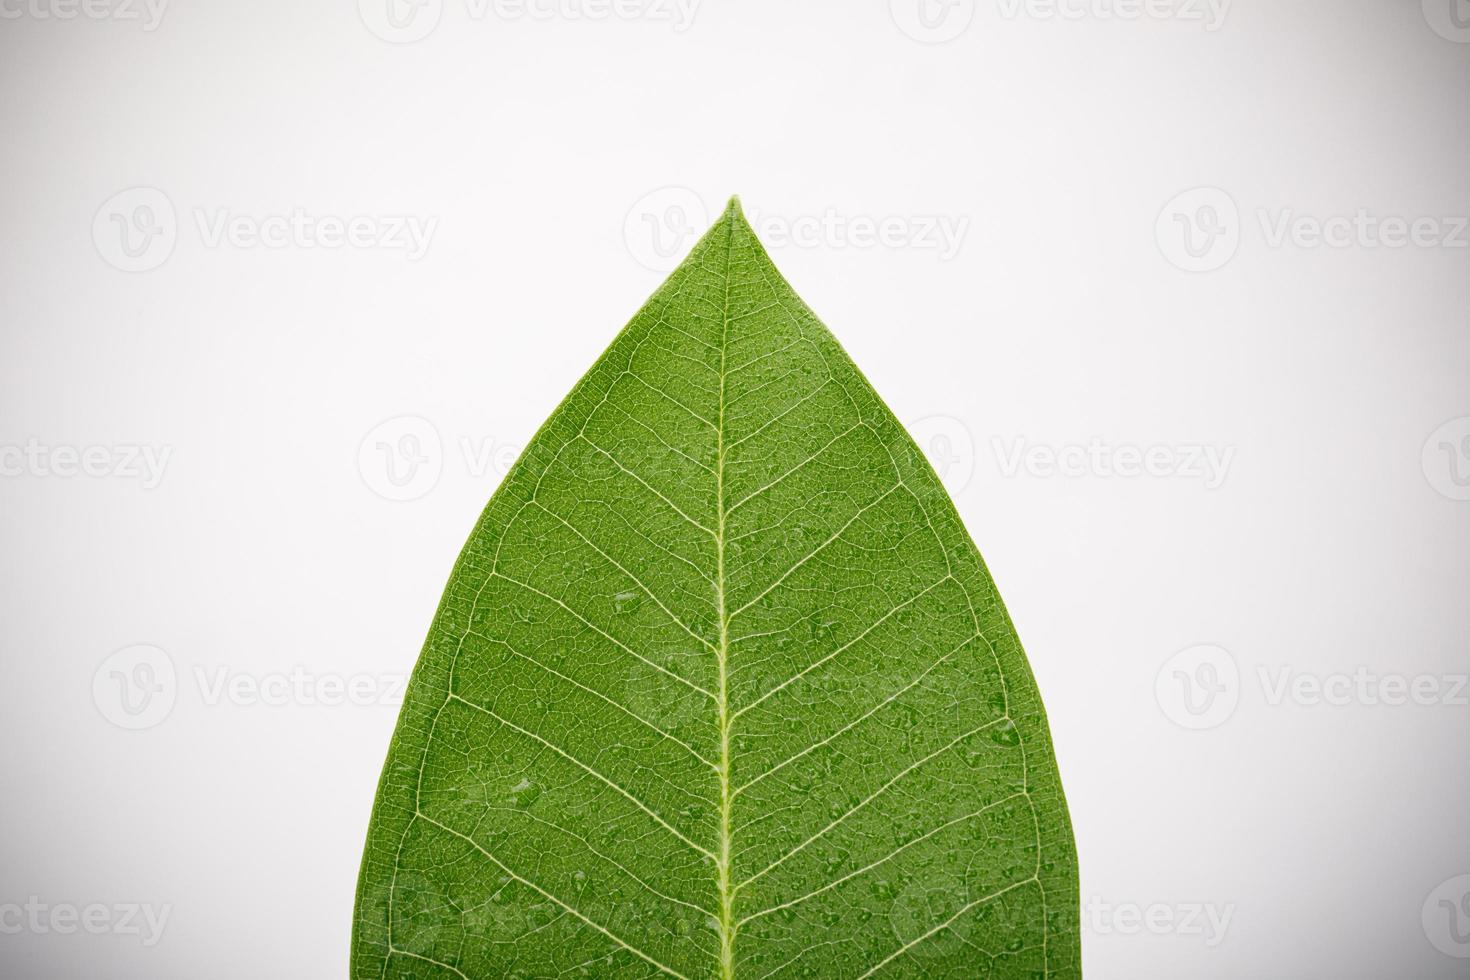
[353,198,1079,979]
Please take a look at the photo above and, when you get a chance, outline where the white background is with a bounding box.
[2,1,1468,977]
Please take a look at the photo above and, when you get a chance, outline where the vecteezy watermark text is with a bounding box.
[993,437,1235,489]
[994,0,1229,29]
[752,208,969,260]
[358,0,701,43]
[1156,645,1469,730]
[1258,666,1469,709]
[1256,209,1469,251]
[1085,898,1235,947]
[0,0,167,29]
[0,898,171,947]
[193,666,406,708]
[0,439,172,489]
[193,208,436,260]
[93,188,437,272]
[623,188,970,272]
[92,645,407,731]
[1157,187,1469,272]
[890,0,1229,43]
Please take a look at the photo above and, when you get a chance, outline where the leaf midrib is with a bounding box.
[713,204,737,980]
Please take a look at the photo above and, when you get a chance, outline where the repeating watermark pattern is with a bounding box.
[1423,874,1470,959]
[362,416,1229,503]
[359,0,701,43]
[91,645,406,731]
[358,416,523,502]
[1422,0,1470,43]
[93,188,437,271]
[1155,644,1240,730]
[1157,645,1469,730]
[0,439,172,489]
[623,188,971,272]
[909,415,977,495]
[993,437,1235,489]
[0,898,171,947]
[1158,186,1469,272]
[1084,898,1234,947]
[1423,416,1470,501]
[92,645,177,730]
[890,0,976,44]
[0,0,168,29]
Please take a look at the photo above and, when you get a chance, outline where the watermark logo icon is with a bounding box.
[359,0,442,41]
[359,416,443,501]
[92,645,177,730]
[1423,0,1470,42]
[1156,187,1240,272]
[624,187,707,272]
[908,415,976,494]
[889,877,970,963]
[1423,875,1470,958]
[1423,417,1470,501]
[93,188,176,272]
[1155,644,1239,729]
[890,0,975,43]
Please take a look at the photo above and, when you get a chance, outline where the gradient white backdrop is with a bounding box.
[2,1,1468,977]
